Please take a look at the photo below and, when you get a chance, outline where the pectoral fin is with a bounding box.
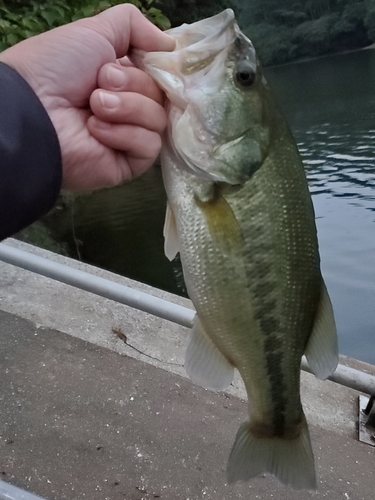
[185,316,234,391]
[305,281,338,380]
[163,202,180,261]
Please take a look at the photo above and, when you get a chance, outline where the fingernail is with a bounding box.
[99,90,120,109]
[107,65,126,88]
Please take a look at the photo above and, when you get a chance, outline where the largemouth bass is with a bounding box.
[132,9,338,490]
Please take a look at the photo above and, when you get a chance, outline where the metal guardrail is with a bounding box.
[0,240,375,500]
[0,242,194,328]
[0,242,374,395]
[0,479,47,500]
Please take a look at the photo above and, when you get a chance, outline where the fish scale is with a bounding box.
[132,8,338,491]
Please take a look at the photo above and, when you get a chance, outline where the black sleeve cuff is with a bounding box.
[0,61,62,241]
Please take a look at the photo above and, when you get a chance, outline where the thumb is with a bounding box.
[87,4,175,58]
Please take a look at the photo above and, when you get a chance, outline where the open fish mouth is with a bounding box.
[168,9,236,51]
[131,9,259,185]
[130,9,241,97]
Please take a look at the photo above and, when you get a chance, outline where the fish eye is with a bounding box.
[235,61,256,87]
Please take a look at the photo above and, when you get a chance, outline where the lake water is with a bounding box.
[46,49,375,365]
[266,49,375,364]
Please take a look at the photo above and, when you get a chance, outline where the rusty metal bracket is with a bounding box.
[359,395,375,446]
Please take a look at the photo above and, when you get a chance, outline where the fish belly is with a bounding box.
[163,143,320,425]
[161,142,321,490]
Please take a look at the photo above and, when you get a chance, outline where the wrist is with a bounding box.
[0,62,62,239]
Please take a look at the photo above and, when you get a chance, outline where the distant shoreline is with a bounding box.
[268,43,375,68]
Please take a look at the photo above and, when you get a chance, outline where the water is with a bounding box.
[266,49,375,364]
[46,49,375,365]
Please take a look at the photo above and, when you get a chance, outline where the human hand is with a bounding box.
[0,4,175,190]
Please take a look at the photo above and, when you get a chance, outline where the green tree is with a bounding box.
[364,0,375,41]
[160,0,231,26]
[245,22,297,65]
[330,1,369,50]
[292,13,339,57]
[0,0,170,50]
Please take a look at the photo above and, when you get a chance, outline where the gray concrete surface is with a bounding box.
[0,239,374,499]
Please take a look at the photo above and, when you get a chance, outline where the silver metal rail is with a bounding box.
[301,358,375,395]
[0,242,194,329]
[0,480,46,500]
[0,242,374,396]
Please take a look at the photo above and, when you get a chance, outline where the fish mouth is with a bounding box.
[169,9,236,50]
[131,9,256,108]
[131,9,239,79]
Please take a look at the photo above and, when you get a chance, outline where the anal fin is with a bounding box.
[305,281,339,380]
[185,316,234,391]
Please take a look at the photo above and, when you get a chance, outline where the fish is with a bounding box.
[131,8,338,490]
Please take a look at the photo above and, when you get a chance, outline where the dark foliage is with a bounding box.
[1,1,374,65]
[0,1,169,50]
[161,0,374,65]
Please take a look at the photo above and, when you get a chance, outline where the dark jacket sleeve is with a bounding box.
[0,62,62,241]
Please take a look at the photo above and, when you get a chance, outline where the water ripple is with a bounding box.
[268,49,375,363]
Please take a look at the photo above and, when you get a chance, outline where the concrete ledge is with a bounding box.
[0,239,191,377]
[0,239,374,499]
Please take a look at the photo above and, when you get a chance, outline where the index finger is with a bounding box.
[93,4,175,58]
[98,63,165,105]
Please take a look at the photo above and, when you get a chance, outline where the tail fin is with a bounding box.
[227,419,316,490]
